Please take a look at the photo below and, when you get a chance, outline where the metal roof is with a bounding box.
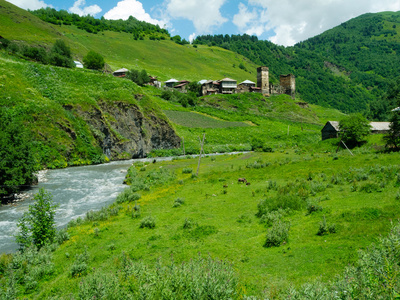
[370,122,390,131]
[165,78,179,83]
[240,80,255,85]
[392,107,400,112]
[220,78,237,82]
[113,68,129,73]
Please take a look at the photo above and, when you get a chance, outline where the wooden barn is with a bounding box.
[321,121,391,140]
[321,121,340,140]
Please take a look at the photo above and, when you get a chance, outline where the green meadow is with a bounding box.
[6,148,399,298]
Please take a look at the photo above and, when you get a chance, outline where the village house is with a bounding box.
[113,68,129,77]
[173,80,190,93]
[321,121,390,140]
[201,80,220,96]
[219,78,237,94]
[165,78,179,88]
[236,80,260,93]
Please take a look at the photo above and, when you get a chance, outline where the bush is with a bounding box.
[339,113,371,146]
[183,218,197,229]
[15,189,58,251]
[49,40,74,68]
[70,250,89,278]
[173,197,185,208]
[82,50,105,70]
[79,271,125,300]
[126,69,150,86]
[182,167,193,174]
[264,220,290,247]
[140,216,156,229]
[317,216,336,236]
[306,200,323,215]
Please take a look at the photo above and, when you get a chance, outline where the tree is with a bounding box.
[49,39,74,68]
[83,50,105,70]
[384,112,400,150]
[0,108,36,198]
[339,113,371,146]
[126,69,150,86]
[15,189,58,251]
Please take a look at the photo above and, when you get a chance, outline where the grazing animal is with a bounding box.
[246,182,251,186]
[238,178,247,183]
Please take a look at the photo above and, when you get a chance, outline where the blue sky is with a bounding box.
[8,0,400,46]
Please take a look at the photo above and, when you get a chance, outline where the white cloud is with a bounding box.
[189,33,196,43]
[104,0,165,27]
[69,0,102,16]
[165,0,228,34]
[234,0,400,46]
[7,0,50,10]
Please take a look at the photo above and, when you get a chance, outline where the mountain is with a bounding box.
[195,12,400,118]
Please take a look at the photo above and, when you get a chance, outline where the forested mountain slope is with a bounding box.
[195,11,400,118]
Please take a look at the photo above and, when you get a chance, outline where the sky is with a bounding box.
[7,0,400,46]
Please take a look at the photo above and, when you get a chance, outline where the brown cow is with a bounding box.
[238,178,247,183]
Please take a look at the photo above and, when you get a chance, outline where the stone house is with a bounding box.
[201,80,220,96]
[173,80,190,93]
[236,80,259,93]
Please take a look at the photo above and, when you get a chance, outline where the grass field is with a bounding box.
[5,148,399,299]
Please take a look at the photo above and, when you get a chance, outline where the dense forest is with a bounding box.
[194,12,400,119]
[31,7,169,39]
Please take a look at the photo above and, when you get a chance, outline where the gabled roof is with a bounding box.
[323,121,340,131]
[370,122,390,131]
[240,80,255,85]
[198,79,208,85]
[220,77,237,82]
[165,78,179,83]
[113,68,129,73]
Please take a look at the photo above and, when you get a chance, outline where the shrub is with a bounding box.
[173,197,185,207]
[82,50,105,70]
[15,189,58,251]
[306,200,323,215]
[79,271,124,300]
[55,229,69,245]
[49,40,74,68]
[182,167,193,174]
[317,216,336,236]
[183,218,197,229]
[264,220,290,247]
[70,250,89,278]
[260,209,286,227]
[140,216,156,229]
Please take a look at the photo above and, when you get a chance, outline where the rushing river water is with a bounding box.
[0,153,246,254]
[0,158,152,254]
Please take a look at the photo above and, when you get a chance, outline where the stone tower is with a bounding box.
[257,66,269,95]
[280,74,296,99]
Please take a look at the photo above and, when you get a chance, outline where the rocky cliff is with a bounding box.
[82,101,180,159]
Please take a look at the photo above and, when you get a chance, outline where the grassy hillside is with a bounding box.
[147,90,345,156]
[0,0,258,83]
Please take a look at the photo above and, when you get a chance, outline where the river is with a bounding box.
[0,152,246,254]
[0,159,145,254]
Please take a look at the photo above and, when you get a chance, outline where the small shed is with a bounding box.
[370,122,390,134]
[113,68,129,77]
[321,121,340,140]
